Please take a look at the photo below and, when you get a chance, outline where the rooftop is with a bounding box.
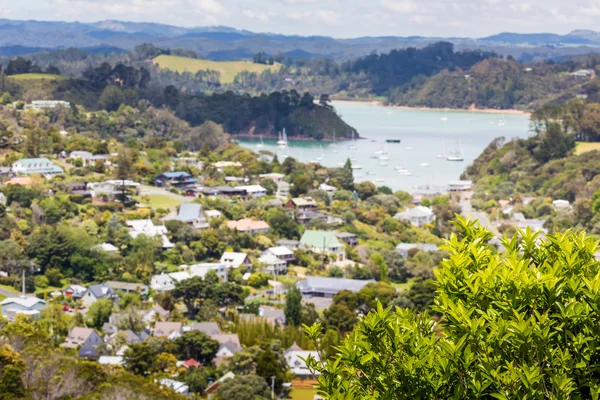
[300,230,342,249]
[297,276,374,295]
[226,218,270,232]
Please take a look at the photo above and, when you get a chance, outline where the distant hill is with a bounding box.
[152,55,281,83]
[0,18,600,62]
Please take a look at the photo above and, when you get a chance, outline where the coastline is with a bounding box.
[233,134,354,142]
[331,100,531,117]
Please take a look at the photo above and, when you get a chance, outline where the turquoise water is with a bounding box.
[238,101,532,192]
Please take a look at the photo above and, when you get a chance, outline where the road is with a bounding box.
[0,287,18,298]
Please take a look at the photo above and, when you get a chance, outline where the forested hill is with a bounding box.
[0,59,356,141]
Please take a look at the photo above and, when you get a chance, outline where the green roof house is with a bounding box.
[12,158,63,178]
[300,230,345,262]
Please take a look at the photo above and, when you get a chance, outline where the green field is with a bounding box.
[575,141,600,155]
[8,73,70,81]
[134,194,182,209]
[153,55,280,84]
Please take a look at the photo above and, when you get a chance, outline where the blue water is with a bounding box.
[239,101,532,192]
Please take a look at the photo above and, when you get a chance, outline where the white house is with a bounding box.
[163,203,209,229]
[448,180,473,192]
[319,183,338,198]
[394,206,434,227]
[205,210,223,220]
[12,158,64,178]
[184,263,228,282]
[263,246,295,263]
[258,254,288,274]
[284,342,321,378]
[81,283,117,306]
[220,252,250,269]
[150,271,191,292]
[276,181,290,199]
[0,296,47,321]
[126,219,174,249]
[552,199,572,211]
[160,379,189,395]
[239,185,267,198]
[154,322,183,339]
[259,173,285,182]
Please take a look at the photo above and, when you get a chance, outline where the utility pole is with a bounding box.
[271,376,275,400]
[21,268,25,297]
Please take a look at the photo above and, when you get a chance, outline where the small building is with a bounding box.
[394,206,434,227]
[154,322,183,339]
[81,283,117,306]
[238,185,267,198]
[213,161,242,169]
[258,254,288,274]
[184,263,228,282]
[159,379,189,395]
[259,173,285,183]
[177,157,203,170]
[69,151,111,167]
[94,243,119,253]
[220,252,250,269]
[448,180,473,192]
[98,356,124,365]
[395,243,440,259]
[106,281,149,296]
[277,239,302,250]
[296,211,328,225]
[263,246,295,263]
[163,203,209,229]
[155,172,197,188]
[29,100,70,110]
[0,296,47,321]
[287,197,318,211]
[300,230,345,262]
[12,158,64,178]
[211,333,242,357]
[143,304,170,323]
[336,232,358,247]
[319,183,338,198]
[189,322,222,336]
[276,181,291,199]
[63,285,87,299]
[0,167,15,179]
[126,219,174,249]
[205,209,223,220]
[61,327,103,357]
[297,276,374,298]
[226,218,270,235]
[571,69,593,77]
[0,192,6,206]
[285,342,320,378]
[552,199,571,211]
[150,271,192,292]
[259,306,286,325]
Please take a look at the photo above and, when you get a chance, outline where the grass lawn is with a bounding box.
[291,387,317,400]
[0,294,6,302]
[153,55,281,84]
[8,73,70,81]
[575,142,600,155]
[392,277,417,292]
[0,284,20,295]
[133,194,181,209]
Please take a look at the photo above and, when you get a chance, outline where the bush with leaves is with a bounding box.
[305,217,600,399]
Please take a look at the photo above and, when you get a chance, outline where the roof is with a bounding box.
[159,171,191,179]
[290,197,318,207]
[205,210,222,218]
[12,158,63,174]
[395,243,440,253]
[0,296,46,309]
[211,333,241,347]
[266,246,294,257]
[165,203,203,223]
[5,177,33,186]
[286,342,304,352]
[259,254,286,266]
[61,327,95,348]
[512,212,526,222]
[95,243,119,252]
[336,232,357,239]
[239,185,266,193]
[85,283,115,299]
[395,206,433,219]
[277,239,300,246]
[319,183,338,192]
[98,356,124,365]
[300,230,342,249]
[297,276,374,295]
[160,379,189,394]
[220,252,248,268]
[226,218,270,232]
[106,281,148,292]
[259,173,285,179]
[154,322,182,337]
[190,322,222,336]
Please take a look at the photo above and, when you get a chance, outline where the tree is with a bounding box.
[265,208,300,239]
[123,342,158,376]
[306,217,600,398]
[99,85,124,111]
[355,181,378,200]
[86,298,114,329]
[261,178,277,196]
[215,375,271,400]
[370,252,389,282]
[290,174,311,197]
[0,344,26,399]
[323,303,356,334]
[256,348,285,392]
[174,331,219,365]
[284,285,302,326]
[300,303,320,326]
[172,276,244,319]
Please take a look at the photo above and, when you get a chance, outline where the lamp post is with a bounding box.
[271,375,275,399]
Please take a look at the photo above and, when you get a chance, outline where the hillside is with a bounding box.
[8,73,70,81]
[153,55,281,84]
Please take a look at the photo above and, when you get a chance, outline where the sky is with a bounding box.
[1,0,600,38]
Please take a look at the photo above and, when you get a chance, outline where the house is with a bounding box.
[102,323,118,336]
[94,243,119,253]
[211,333,242,357]
[276,181,290,199]
[571,69,593,77]
[512,212,526,222]
[155,171,197,187]
[63,285,87,299]
[552,199,571,211]
[61,327,103,357]
[163,203,209,229]
[336,232,358,247]
[0,167,15,179]
[277,239,302,250]
[238,185,267,198]
[297,276,375,298]
[260,307,286,325]
[178,358,201,369]
[448,180,473,192]
[296,211,328,225]
[143,304,170,323]
[29,100,70,110]
[12,158,64,178]
[203,186,248,198]
[220,252,250,269]
[258,254,288,274]
[516,219,548,234]
[98,356,124,365]
[177,157,203,170]
[259,173,285,182]
[226,219,270,234]
[394,206,434,227]
[4,177,33,186]
[213,161,242,169]
[154,322,183,339]
[184,263,228,282]
[150,271,192,292]
[0,296,47,321]
[189,322,222,336]
[319,183,338,198]
[107,330,144,345]
[88,180,140,203]
[263,246,295,263]
[159,379,189,395]
[81,283,117,306]
[106,281,149,296]
[300,230,345,262]
[126,219,174,249]
[395,243,440,259]
[287,197,318,211]
[285,342,320,378]
[69,151,111,167]
[205,210,223,220]
[0,192,6,206]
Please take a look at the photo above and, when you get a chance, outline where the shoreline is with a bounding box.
[234,134,355,142]
[331,100,531,116]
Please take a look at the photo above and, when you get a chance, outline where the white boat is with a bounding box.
[379,162,388,166]
[351,165,363,170]
[278,129,288,148]
[436,142,447,158]
[420,162,430,167]
[348,131,357,150]
[379,155,390,161]
[441,110,449,121]
[256,135,264,148]
[489,121,496,125]
[375,178,385,182]
[405,146,413,150]
[447,139,464,162]
[316,145,324,161]
[400,171,413,176]
[375,149,384,155]
[498,120,505,126]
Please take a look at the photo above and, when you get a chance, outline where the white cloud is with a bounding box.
[243,9,269,22]
[409,14,436,24]
[287,11,312,20]
[316,9,339,24]
[282,0,315,4]
[381,0,417,13]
